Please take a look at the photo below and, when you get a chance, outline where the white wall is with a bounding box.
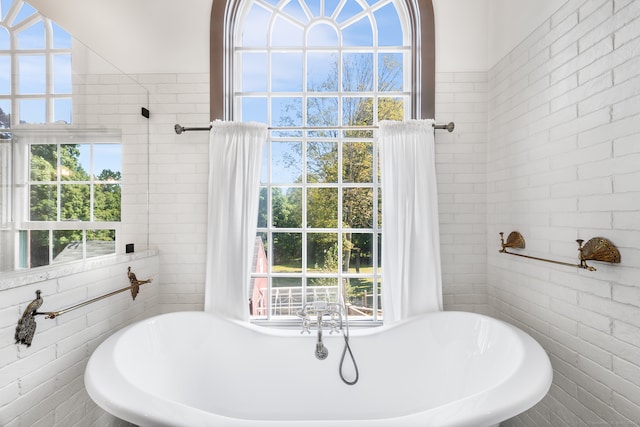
[487,0,640,424]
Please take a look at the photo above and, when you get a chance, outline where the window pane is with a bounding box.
[18,98,45,124]
[60,184,90,221]
[0,99,9,127]
[0,55,9,94]
[307,52,337,91]
[271,16,303,47]
[272,232,302,272]
[271,141,301,183]
[30,144,57,181]
[306,97,338,127]
[345,276,374,318]
[53,98,72,124]
[86,229,116,258]
[52,23,72,49]
[379,53,403,91]
[282,0,309,24]
[343,141,373,183]
[271,278,302,316]
[324,0,340,17]
[53,54,72,93]
[30,184,57,221]
[307,188,338,227]
[343,97,373,126]
[307,141,337,183]
[271,97,302,127]
[242,4,270,46]
[343,187,373,228]
[271,52,303,92]
[272,187,301,228]
[17,55,46,94]
[61,144,89,180]
[94,184,121,221]
[0,28,7,50]
[307,233,338,272]
[241,52,267,92]
[335,0,363,23]
[0,0,13,22]
[307,277,339,301]
[242,97,267,123]
[342,17,373,46]
[16,19,45,49]
[25,229,50,267]
[93,144,122,179]
[53,230,83,263]
[343,233,374,271]
[378,97,404,121]
[252,232,268,273]
[307,23,338,46]
[258,187,267,227]
[342,53,373,91]
[375,3,403,46]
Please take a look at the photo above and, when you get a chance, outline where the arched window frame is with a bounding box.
[210,0,435,121]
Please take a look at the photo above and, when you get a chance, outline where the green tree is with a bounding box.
[274,54,403,303]
[94,169,122,222]
[27,144,121,264]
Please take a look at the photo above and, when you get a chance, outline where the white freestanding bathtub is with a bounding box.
[85,311,552,427]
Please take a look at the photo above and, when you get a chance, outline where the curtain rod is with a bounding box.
[174,122,455,134]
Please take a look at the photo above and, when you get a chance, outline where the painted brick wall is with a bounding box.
[143,73,211,313]
[487,0,640,425]
[435,72,489,313]
[0,252,158,427]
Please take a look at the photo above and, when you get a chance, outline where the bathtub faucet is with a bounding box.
[297,301,344,360]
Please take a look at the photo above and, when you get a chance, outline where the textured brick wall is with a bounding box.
[435,72,489,313]
[487,0,640,424]
[0,253,158,427]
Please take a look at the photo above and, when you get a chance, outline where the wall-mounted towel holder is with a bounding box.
[14,267,152,347]
[499,231,620,272]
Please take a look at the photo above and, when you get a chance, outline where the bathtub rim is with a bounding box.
[85,310,552,427]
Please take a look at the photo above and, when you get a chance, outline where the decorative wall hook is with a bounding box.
[14,290,43,347]
[15,267,153,347]
[499,232,620,272]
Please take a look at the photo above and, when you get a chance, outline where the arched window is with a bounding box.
[211,0,434,120]
[0,0,72,126]
[210,0,434,321]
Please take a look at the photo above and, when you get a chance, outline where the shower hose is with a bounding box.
[339,302,359,386]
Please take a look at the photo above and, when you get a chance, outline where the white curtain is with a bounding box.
[204,121,267,321]
[379,119,442,323]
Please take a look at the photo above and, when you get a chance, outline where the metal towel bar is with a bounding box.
[15,267,152,347]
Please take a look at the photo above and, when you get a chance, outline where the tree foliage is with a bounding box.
[28,143,121,264]
[268,54,403,301]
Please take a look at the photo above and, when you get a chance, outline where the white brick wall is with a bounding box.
[0,252,159,427]
[142,73,210,313]
[435,72,489,313]
[488,0,640,425]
